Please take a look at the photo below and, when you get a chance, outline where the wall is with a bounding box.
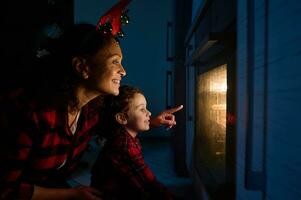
[0,0,73,94]
[265,0,301,198]
[74,0,174,137]
[236,0,301,199]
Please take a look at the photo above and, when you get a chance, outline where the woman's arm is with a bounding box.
[0,129,35,199]
[0,96,37,200]
[1,107,102,200]
[32,185,102,200]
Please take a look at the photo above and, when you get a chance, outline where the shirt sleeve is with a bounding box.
[109,139,173,200]
[0,108,36,200]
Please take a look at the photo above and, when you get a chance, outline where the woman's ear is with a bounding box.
[72,57,90,79]
[115,113,127,125]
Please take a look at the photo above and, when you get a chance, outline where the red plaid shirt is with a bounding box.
[91,130,173,200]
[0,92,100,200]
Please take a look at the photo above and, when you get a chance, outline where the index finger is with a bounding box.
[166,105,183,114]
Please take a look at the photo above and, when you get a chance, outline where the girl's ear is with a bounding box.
[72,57,90,79]
[115,112,127,125]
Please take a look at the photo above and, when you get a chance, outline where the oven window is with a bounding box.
[195,64,227,190]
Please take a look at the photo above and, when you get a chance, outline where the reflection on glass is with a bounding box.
[195,64,227,190]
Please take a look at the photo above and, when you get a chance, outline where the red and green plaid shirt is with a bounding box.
[0,93,100,200]
[91,130,173,200]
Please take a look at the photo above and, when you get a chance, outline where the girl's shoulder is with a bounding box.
[108,130,140,150]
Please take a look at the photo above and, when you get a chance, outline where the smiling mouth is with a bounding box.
[112,79,120,85]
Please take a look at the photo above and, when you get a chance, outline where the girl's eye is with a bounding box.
[141,108,146,113]
[113,60,120,64]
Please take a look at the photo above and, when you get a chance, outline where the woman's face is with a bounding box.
[86,39,126,96]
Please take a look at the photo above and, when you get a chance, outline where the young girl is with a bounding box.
[91,85,173,200]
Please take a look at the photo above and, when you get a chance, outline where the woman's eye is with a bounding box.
[113,60,119,64]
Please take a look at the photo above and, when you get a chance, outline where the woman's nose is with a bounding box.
[147,110,151,116]
[119,65,126,77]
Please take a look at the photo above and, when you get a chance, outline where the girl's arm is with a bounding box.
[150,105,183,129]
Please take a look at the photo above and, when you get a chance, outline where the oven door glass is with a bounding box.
[195,64,227,191]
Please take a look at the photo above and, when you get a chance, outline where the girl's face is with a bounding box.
[86,39,126,96]
[123,93,151,135]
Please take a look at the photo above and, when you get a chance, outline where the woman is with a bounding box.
[0,23,182,200]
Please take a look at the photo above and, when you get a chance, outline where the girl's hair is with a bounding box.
[99,85,143,137]
[30,23,117,109]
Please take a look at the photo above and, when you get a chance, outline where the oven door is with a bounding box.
[194,53,236,199]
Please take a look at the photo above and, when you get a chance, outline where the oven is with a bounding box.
[184,0,237,198]
[193,47,236,199]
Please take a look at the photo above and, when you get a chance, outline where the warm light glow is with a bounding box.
[195,63,228,186]
[196,64,227,162]
[210,82,227,92]
[211,104,226,110]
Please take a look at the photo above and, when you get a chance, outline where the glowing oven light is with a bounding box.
[209,81,227,92]
[209,76,227,127]
[195,64,227,186]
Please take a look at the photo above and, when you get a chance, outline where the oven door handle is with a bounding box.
[165,70,172,109]
[166,21,174,61]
